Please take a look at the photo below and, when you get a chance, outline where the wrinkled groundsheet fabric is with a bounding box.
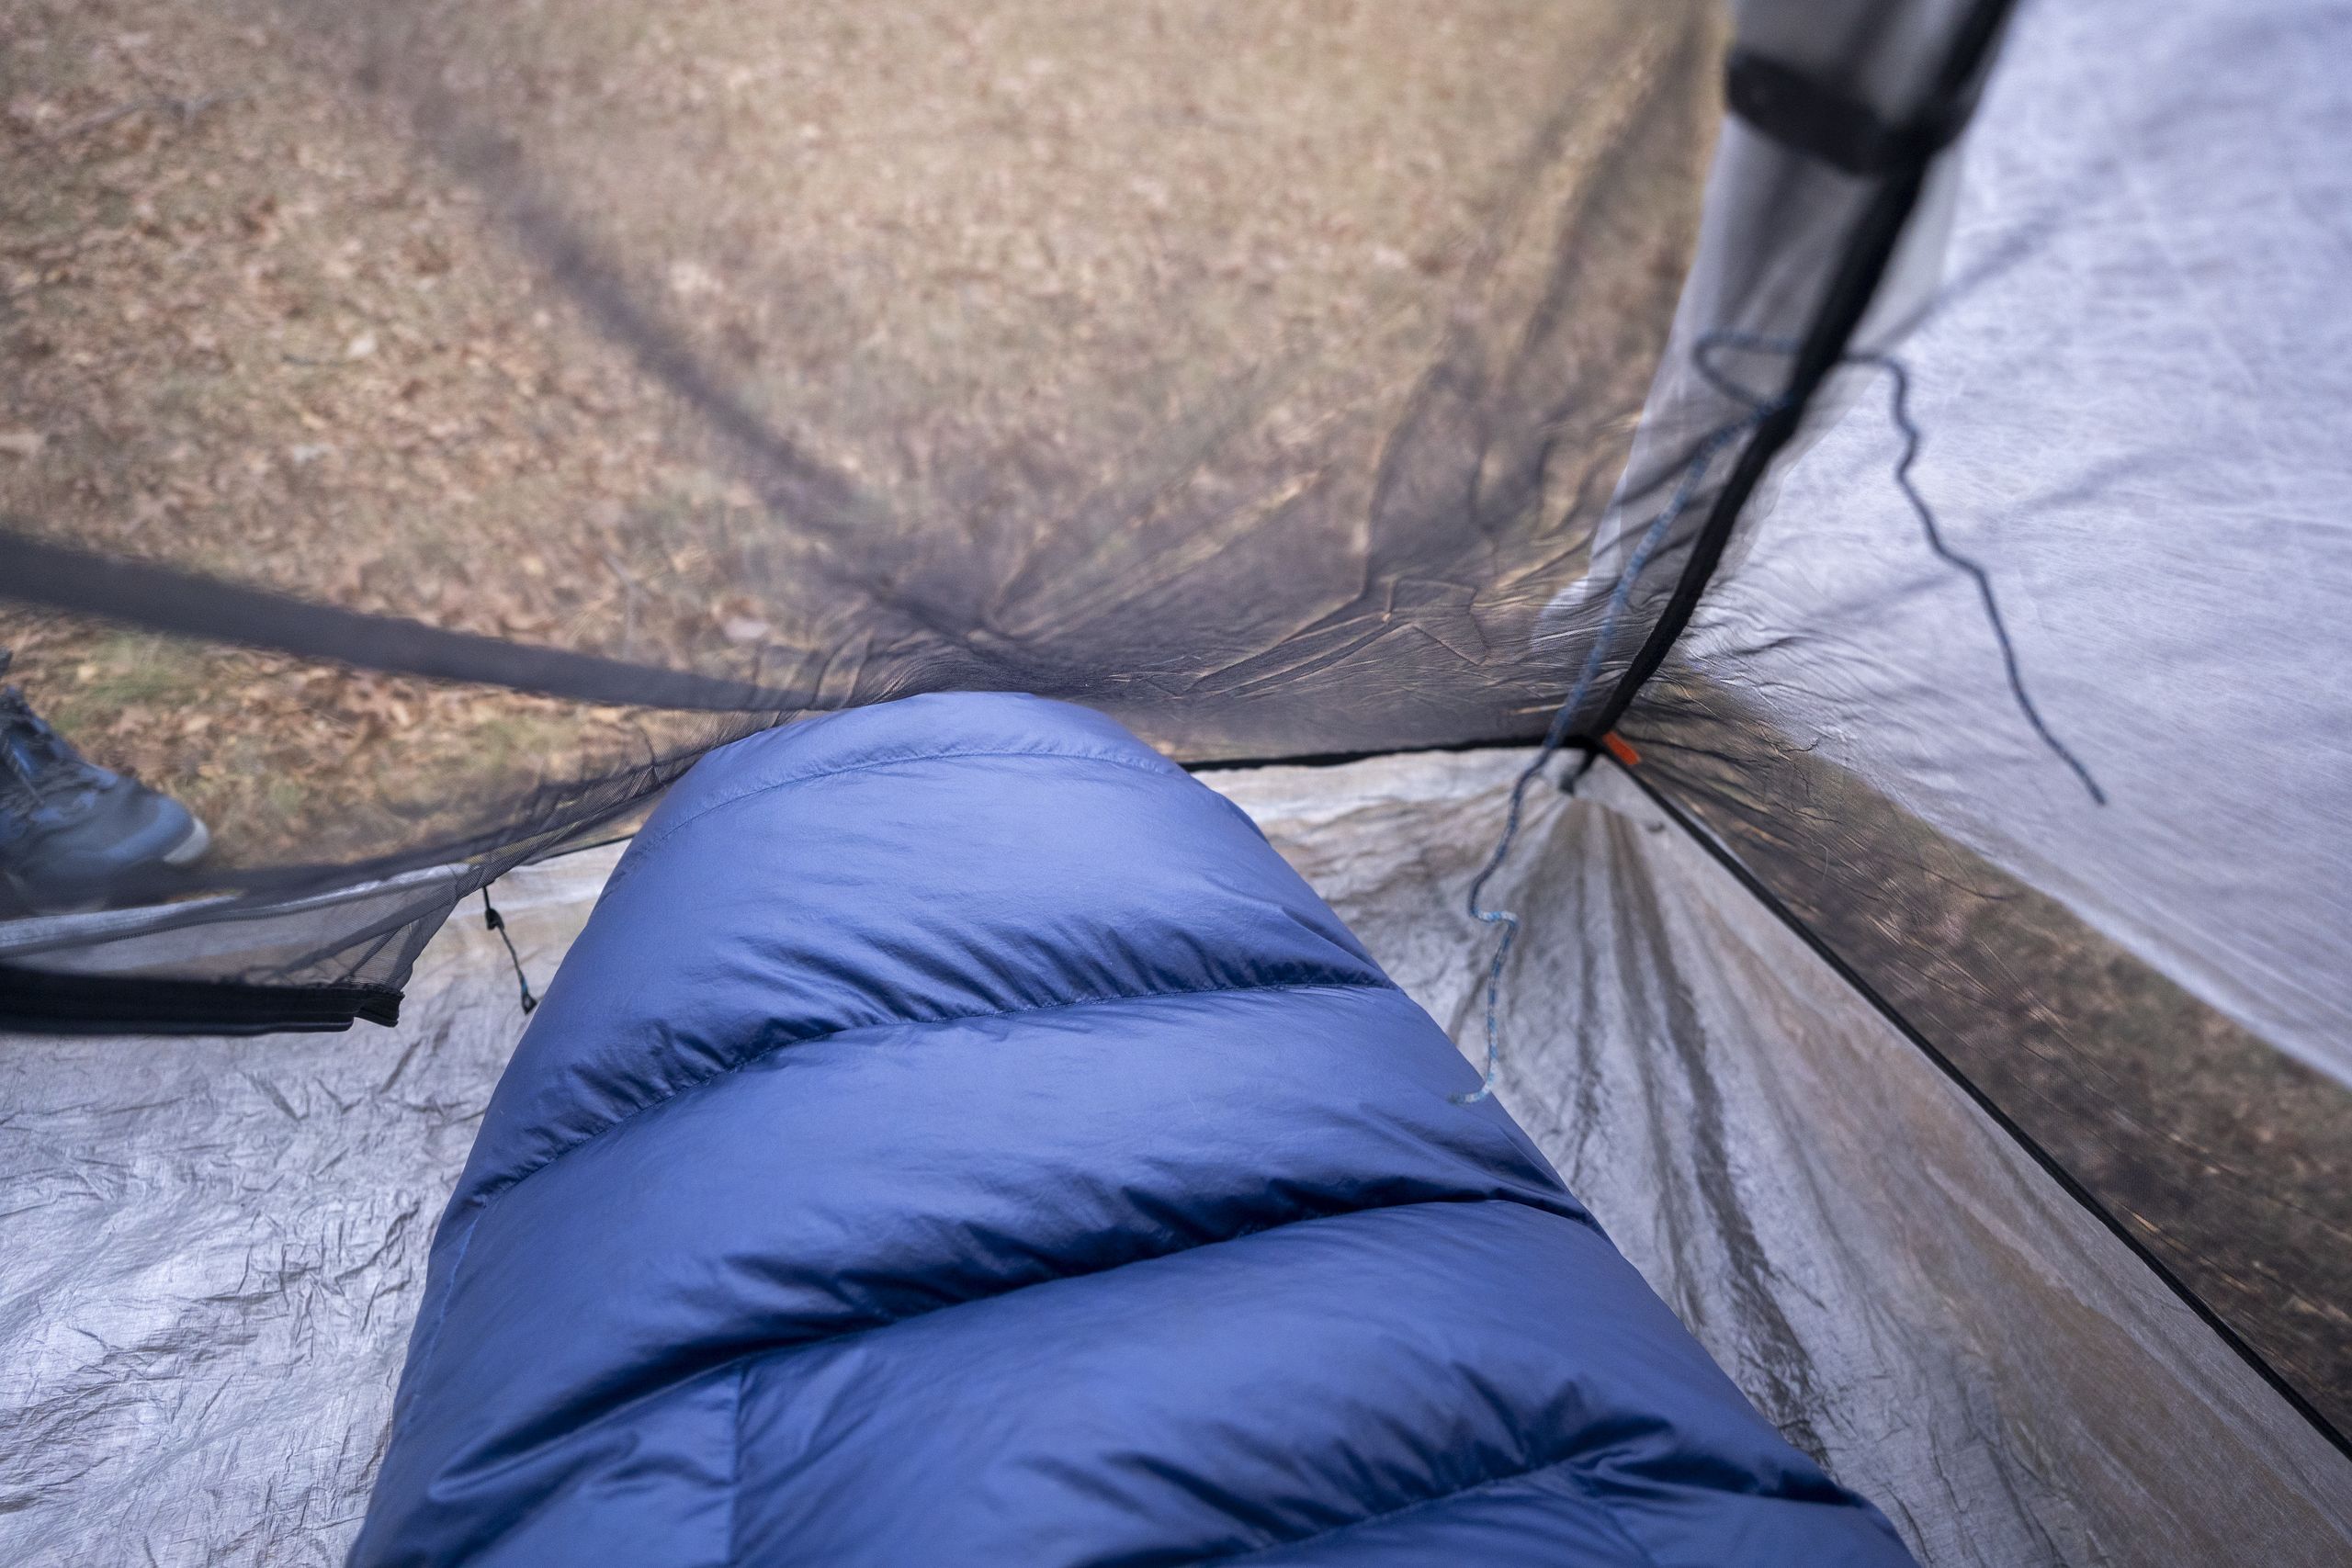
[6,739,2351,1564]
[347,693,1913,1566]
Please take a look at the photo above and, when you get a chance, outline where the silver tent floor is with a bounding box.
[5,750,2347,1566]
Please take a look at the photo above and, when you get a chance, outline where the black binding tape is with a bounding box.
[0,963,402,1035]
[1725,48,1957,177]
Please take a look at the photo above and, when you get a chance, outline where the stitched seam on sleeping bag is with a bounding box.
[1193,1447,1668,1568]
[427,1195,1599,1500]
[605,744,1189,897]
[718,1193,1589,1368]
[474,976,1393,1214]
[723,1360,748,1568]
[397,977,1406,1433]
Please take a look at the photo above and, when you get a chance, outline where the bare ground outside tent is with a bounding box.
[1,0,1719,876]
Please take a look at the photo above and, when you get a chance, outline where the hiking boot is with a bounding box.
[0,650,210,915]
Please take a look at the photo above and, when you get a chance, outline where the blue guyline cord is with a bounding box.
[1454,412,1758,1105]
[1453,329,2103,1106]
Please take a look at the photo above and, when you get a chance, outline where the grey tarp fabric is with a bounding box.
[0,856,591,1563]
[1589,0,2352,1433]
[6,749,2348,1566]
[1675,0,2352,1081]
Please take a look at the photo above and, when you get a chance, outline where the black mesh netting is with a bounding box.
[3,0,1714,873]
[4,0,2351,1557]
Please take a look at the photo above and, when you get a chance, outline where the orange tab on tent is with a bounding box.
[1600,732,1642,767]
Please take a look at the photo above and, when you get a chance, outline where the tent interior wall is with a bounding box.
[3,0,2348,1562]
[6,755,2348,1564]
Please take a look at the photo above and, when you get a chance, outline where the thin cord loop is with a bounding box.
[480,887,540,1016]
[1456,409,1759,1103]
[1456,329,2103,1106]
[1844,349,2107,804]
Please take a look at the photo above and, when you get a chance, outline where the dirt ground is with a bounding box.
[3,0,723,863]
[2,0,1711,869]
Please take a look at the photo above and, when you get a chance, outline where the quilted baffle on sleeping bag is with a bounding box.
[350,692,1916,1567]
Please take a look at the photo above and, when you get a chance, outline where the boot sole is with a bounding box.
[161,817,211,867]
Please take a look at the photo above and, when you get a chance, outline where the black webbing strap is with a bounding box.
[0,962,401,1034]
[0,525,815,714]
[1724,48,1962,177]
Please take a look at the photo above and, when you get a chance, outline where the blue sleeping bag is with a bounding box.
[353,693,1915,1567]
